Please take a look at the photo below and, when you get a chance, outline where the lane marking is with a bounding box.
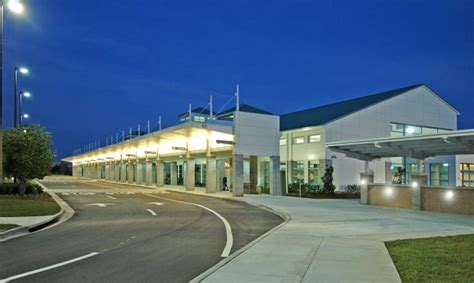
[147,202,164,206]
[86,203,114,207]
[107,196,117,200]
[0,252,99,282]
[140,193,233,257]
[146,209,157,216]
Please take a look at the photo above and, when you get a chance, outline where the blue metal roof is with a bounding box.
[280,84,425,131]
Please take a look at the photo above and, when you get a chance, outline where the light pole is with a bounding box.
[14,66,28,128]
[19,91,30,127]
[1,0,25,181]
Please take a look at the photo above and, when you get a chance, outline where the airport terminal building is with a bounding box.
[64,84,474,195]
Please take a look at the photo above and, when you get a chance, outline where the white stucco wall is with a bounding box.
[324,86,458,187]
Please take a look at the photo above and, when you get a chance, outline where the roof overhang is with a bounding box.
[63,121,234,163]
[326,129,474,161]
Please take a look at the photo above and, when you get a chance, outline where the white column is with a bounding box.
[233,154,244,196]
[186,158,195,191]
[269,156,282,196]
[206,157,217,193]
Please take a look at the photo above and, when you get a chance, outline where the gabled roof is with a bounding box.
[178,107,215,117]
[217,104,273,117]
[280,84,457,131]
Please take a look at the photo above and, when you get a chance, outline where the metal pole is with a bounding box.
[158,116,162,131]
[0,6,4,181]
[19,91,23,127]
[235,84,240,112]
[209,95,213,120]
[14,67,18,128]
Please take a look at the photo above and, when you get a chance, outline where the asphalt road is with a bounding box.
[0,179,283,283]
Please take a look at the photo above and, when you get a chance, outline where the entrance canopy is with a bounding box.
[326,129,474,161]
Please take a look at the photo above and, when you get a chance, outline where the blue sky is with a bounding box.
[3,0,473,160]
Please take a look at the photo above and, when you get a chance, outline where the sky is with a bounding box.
[3,0,473,161]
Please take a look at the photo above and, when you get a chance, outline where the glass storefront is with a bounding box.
[308,161,319,186]
[460,163,474,187]
[195,163,206,187]
[430,163,449,186]
[292,161,304,184]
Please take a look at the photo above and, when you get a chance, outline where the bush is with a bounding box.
[0,182,44,195]
[321,165,336,194]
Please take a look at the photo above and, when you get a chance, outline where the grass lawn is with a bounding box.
[0,224,19,231]
[386,234,474,283]
[0,198,61,217]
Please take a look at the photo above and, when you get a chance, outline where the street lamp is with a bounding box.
[1,0,26,182]
[14,66,28,128]
[19,91,31,127]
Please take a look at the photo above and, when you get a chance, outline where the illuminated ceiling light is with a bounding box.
[406,126,415,134]
[445,191,454,200]
[442,163,449,167]
[18,67,29,74]
[7,0,24,14]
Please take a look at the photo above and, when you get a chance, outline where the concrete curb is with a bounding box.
[0,180,75,242]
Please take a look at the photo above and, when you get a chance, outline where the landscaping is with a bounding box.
[386,234,474,283]
[0,224,19,231]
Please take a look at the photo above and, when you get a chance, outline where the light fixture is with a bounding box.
[360,179,366,185]
[442,163,449,167]
[385,187,393,197]
[7,0,24,14]
[412,181,418,188]
[18,67,29,74]
[23,91,31,98]
[445,191,454,200]
[23,113,29,118]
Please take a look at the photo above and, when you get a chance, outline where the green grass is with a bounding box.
[0,224,19,231]
[0,198,61,217]
[386,234,474,283]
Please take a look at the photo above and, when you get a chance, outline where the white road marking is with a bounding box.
[107,196,117,200]
[140,193,233,257]
[146,209,157,216]
[0,252,99,282]
[86,203,114,207]
[147,202,164,206]
[61,193,70,196]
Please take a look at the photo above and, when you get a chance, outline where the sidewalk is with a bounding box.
[0,216,54,227]
[202,195,474,283]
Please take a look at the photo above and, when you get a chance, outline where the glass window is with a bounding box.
[308,135,321,143]
[405,125,422,135]
[280,138,287,146]
[292,161,304,183]
[421,127,438,135]
[460,163,474,187]
[193,116,206,122]
[430,163,449,187]
[293,137,305,144]
[308,161,319,186]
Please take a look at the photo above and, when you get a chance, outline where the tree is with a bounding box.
[3,125,55,195]
[321,165,336,194]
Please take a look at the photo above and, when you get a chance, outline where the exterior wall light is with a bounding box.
[360,179,366,185]
[445,190,454,200]
[412,181,418,188]
[385,187,393,197]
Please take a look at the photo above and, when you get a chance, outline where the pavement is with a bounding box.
[0,216,54,227]
[0,178,282,282]
[200,195,474,283]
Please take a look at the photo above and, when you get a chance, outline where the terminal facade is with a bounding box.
[64,84,474,194]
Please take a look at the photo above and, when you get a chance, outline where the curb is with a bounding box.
[0,180,75,242]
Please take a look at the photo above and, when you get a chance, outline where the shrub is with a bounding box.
[0,182,44,195]
[321,165,336,194]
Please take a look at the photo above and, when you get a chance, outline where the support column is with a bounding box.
[121,163,127,182]
[232,154,244,197]
[206,157,217,193]
[105,164,110,180]
[96,164,101,179]
[411,159,427,211]
[269,156,282,196]
[360,161,374,205]
[249,156,258,194]
[127,160,133,183]
[145,159,152,186]
[115,163,121,182]
[216,159,225,191]
[170,162,177,185]
[385,161,393,184]
[156,159,164,187]
[136,161,143,184]
[186,158,195,191]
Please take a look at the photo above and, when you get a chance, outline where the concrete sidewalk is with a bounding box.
[0,216,54,227]
[202,196,474,283]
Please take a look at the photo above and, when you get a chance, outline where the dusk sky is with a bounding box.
[3,0,473,161]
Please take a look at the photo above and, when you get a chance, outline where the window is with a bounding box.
[293,137,305,144]
[193,116,206,122]
[460,163,474,187]
[308,161,319,186]
[390,122,451,137]
[292,161,304,183]
[308,135,321,143]
[280,138,287,146]
[430,163,449,187]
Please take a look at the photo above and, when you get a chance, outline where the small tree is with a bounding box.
[321,165,336,194]
[4,125,55,195]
